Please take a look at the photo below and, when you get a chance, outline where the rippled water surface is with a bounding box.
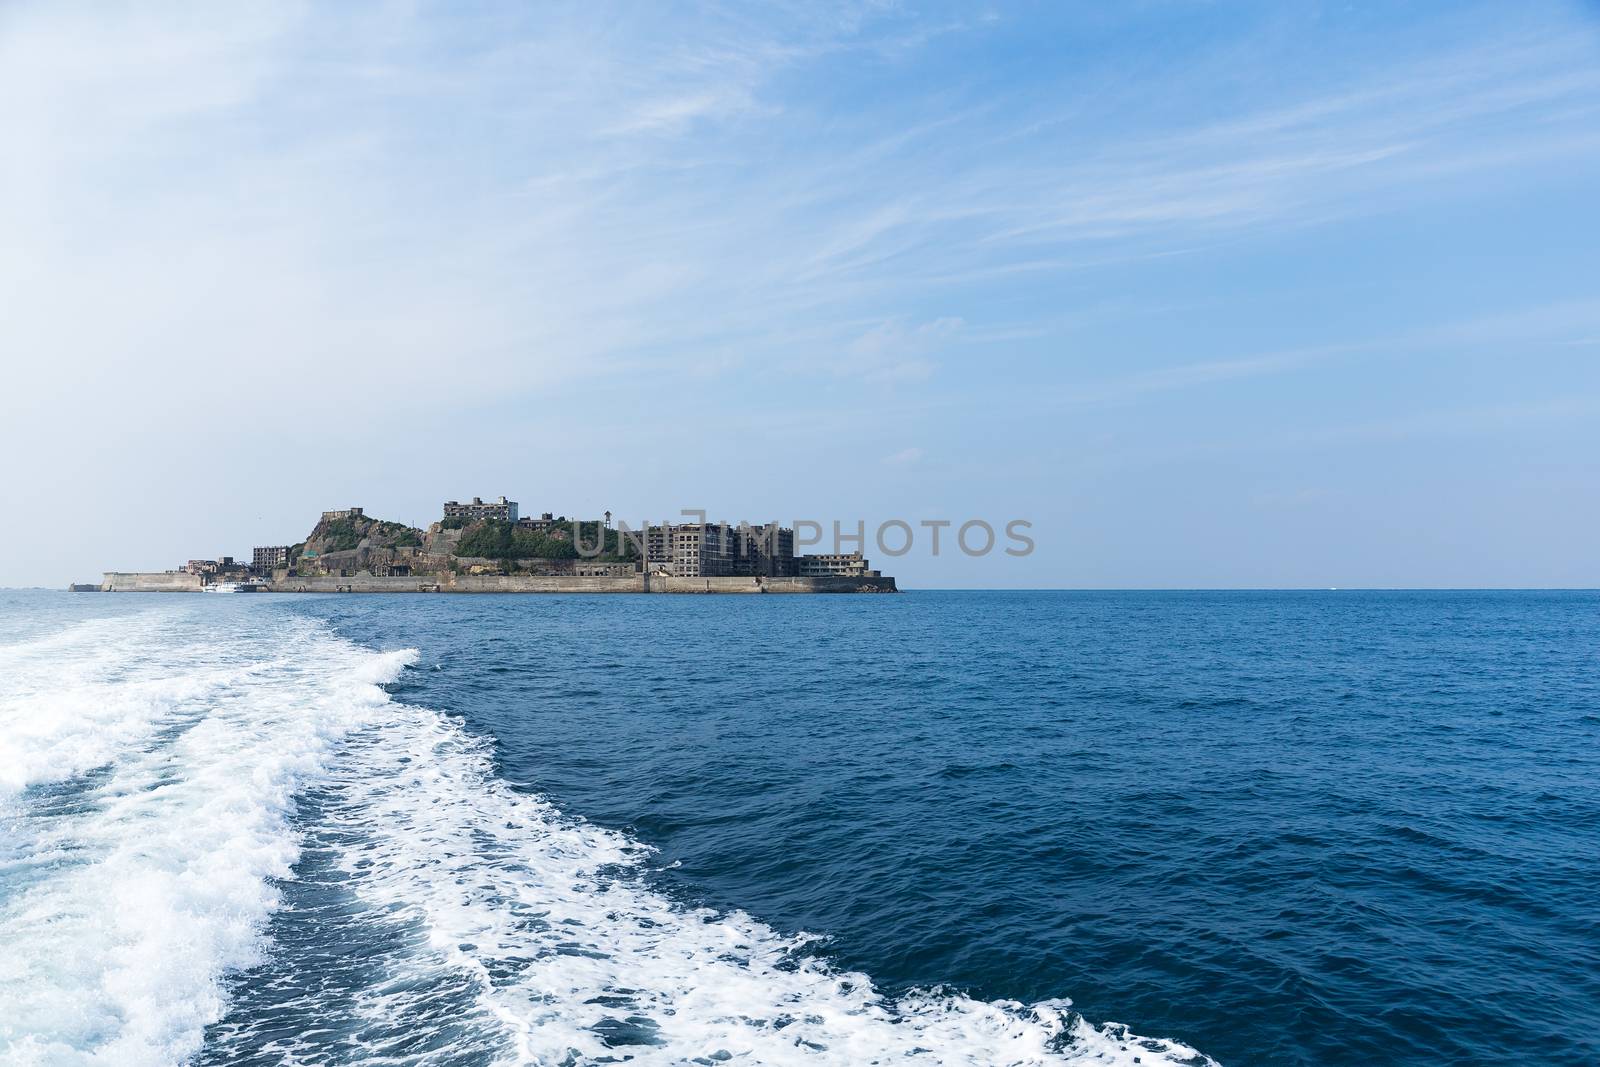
[2,589,1597,1066]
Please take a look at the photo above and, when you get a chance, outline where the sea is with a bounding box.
[0,588,1596,1067]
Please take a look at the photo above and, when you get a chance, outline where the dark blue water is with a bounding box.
[285,589,1600,1066]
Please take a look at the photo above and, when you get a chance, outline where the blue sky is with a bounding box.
[3,1,1598,587]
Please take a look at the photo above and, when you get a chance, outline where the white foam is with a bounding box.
[0,605,415,1067]
[0,610,262,796]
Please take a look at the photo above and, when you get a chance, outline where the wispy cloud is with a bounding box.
[1033,298,1600,410]
[837,316,963,384]
[6,4,1597,424]
[882,446,924,466]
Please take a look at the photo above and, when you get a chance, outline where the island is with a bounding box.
[92,497,897,594]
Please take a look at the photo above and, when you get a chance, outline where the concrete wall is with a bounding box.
[266,573,896,594]
[101,572,205,592]
[97,571,897,594]
[647,574,896,594]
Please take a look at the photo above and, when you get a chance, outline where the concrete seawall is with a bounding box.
[101,572,205,592]
[99,572,896,594]
[268,574,897,594]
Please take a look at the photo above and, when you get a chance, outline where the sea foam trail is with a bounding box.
[0,605,415,1067]
[0,603,1216,1066]
[0,610,246,796]
[282,701,1219,1066]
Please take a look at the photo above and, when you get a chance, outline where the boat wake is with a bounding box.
[0,603,1215,1066]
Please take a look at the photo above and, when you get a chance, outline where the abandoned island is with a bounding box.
[88,496,897,594]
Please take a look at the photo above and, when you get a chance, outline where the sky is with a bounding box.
[3,0,1599,588]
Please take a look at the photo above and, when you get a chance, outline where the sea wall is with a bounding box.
[95,571,896,594]
[648,575,897,594]
[266,573,896,594]
[101,572,205,592]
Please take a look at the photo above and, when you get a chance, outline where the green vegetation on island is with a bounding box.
[285,507,638,579]
[301,511,425,558]
[454,519,636,563]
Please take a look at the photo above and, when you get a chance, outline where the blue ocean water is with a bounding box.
[2,589,1597,1065]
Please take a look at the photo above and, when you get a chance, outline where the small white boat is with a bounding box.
[204,579,267,594]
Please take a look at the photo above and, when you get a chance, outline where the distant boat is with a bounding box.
[204,579,267,594]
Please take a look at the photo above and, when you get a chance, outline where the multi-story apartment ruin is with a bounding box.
[638,522,800,578]
[797,552,875,577]
[184,556,248,576]
[443,496,519,522]
[252,546,290,574]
